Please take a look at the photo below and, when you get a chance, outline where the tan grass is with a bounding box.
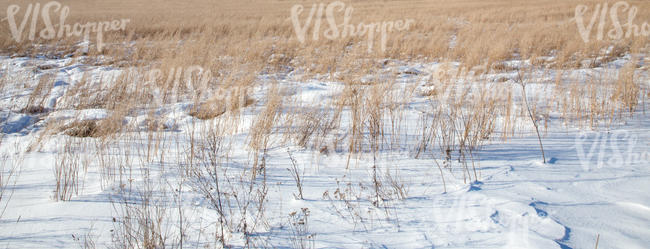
[1,0,647,73]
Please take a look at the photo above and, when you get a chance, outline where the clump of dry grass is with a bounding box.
[111,175,176,249]
[53,138,81,201]
[612,60,641,117]
[72,224,97,249]
[188,104,227,120]
[287,149,305,200]
[0,136,21,219]
[21,73,54,114]
[552,60,643,129]
[249,83,282,175]
[189,94,254,120]
[63,120,100,138]
[288,208,315,249]
[188,114,274,247]
[62,117,122,138]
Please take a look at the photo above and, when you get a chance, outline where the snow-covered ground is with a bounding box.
[0,55,648,248]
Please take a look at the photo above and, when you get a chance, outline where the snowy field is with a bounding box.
[0,53,648,249]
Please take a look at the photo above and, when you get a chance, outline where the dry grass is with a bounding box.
[0,136,21,219]
[61,117,122,138]
[53,138,81,201]
[4,0,646,147]
[0,0,647,246]
[189,94,254,120]
[21,73,54,114]
[1,0,647,75]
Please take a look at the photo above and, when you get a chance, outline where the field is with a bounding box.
[0,0,649,248]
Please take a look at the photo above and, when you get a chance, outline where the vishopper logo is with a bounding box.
[3,1,130,52]
[142,66,214,104]
[574,1,649,43]
[290,1,414,53]
[575,130,649,171]
[86,65,248,109]
[431,194,531,248]
[422,64,516,104]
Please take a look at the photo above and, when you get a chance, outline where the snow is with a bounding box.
[0,55,648,248]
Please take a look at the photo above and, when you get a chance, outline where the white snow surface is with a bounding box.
[0,55,648,249]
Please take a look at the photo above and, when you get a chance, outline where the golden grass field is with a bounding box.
[2,0,648,72]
